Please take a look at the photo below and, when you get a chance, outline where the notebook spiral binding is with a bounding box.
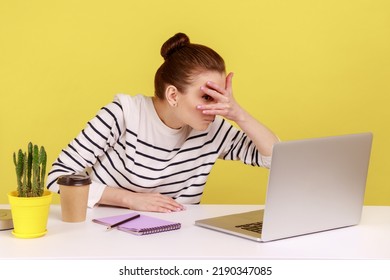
[138,223,181,235]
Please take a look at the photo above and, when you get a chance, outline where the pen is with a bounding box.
[107,214,140,230]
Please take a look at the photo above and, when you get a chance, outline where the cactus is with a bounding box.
[27,142,33,193]
[13,142,47,197]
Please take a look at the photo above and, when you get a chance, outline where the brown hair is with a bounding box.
[154,33,226,99]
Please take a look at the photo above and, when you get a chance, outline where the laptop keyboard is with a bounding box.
[235,222,263,234]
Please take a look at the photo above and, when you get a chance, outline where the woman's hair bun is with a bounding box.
[161,33,190,60]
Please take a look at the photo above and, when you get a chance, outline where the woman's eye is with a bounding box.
[202,95,214,102]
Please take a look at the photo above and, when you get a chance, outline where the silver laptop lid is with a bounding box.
[261,132,373,241]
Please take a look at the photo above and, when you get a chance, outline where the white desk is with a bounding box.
[1,205,389,260]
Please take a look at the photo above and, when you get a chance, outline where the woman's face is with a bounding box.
[176,71,225,131]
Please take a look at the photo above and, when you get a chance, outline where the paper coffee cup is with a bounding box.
[57,175,91,222]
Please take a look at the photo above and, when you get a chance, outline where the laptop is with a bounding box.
[195,132,373,242]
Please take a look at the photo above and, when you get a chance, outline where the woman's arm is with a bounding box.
[46,100,124,199]
[198,72,279,156]
[99,187,185,213]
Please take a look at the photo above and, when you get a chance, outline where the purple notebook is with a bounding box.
[92,212,181,235]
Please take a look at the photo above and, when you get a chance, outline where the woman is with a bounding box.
[47,33,279,213]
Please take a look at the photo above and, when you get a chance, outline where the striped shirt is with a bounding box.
[47,94,271,207]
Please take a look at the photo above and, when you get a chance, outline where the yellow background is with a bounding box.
[1,0,389,205]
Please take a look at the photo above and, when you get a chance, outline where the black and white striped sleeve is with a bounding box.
[219,124,271,168]
[46,98,125,205]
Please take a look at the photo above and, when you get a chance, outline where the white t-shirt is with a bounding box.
[47,94,270,207]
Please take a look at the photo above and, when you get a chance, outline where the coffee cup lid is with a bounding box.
[57,174,92,186]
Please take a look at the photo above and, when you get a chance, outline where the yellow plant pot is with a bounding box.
[8,190,53,238]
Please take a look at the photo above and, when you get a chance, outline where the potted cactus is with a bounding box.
[8,142,53,238]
